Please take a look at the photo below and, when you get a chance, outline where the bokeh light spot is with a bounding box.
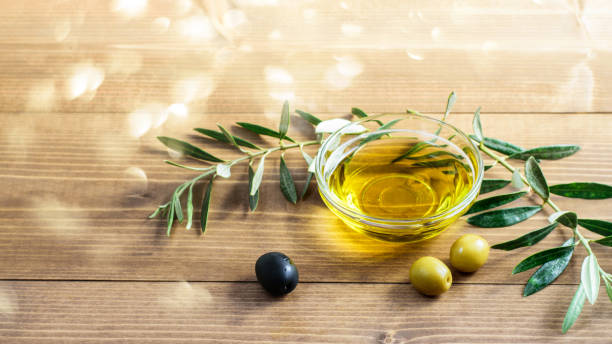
[431,27,441,40]
[234,0,278,6]
[481,41,498,53]
[178,15,217,41]
[66,63,105,100]
[341,23,363,37]
[172,75,215,103]
[265,67,293,84]
[303,9,316,20]
[112,0,148,18]
[325,67,352,90]
[268,30,282,40]
[223,9,247,29]
[168,103,189,118]
[123,167,148,196]
[128,110,152,138]
[54,20,71,42]
[335,56,363,77]
[269,91,295,101]
[152,17,171,33]
[406,51,424,61]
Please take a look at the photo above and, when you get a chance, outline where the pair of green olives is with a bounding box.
[409,234,489,296]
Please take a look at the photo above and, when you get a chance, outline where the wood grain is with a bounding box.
[1,281,611,343]
[2,0,612,340]
[0,1,610,113]
[0,113,611,283]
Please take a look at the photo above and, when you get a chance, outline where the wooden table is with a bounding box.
[1,1,611,342]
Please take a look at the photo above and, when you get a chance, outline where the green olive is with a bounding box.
[450,234,489,272]
[409,256,452,296]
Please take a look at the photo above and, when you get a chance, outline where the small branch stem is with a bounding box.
[226,140,319,167]
[575,229,594,255]
[176,139,319,191]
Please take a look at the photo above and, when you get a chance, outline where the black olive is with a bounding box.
[255,252,299,296]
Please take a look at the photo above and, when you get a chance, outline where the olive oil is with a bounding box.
[327,137,473,220]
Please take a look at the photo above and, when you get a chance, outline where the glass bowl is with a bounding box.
[314,113,484,243]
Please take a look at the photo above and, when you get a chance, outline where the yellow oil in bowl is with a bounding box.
[315,114,483,243]
[328,138,473,220]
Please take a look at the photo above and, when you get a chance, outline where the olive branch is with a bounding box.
[150,93,612,332]
[468,108,612,333]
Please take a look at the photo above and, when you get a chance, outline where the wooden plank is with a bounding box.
[0,281,610,343]
[0,1,611,113]
[0,113,611,282]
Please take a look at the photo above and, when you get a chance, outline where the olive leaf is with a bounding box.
[148,203,168,219]
[200,178,214,234]
[508,144,580,161]
[194,128,261,150]
[465,191,527,215]
[250,153,269,196]
[577,219,612,237]
[551,211,578,229]
[581,255,600,305]
[404,150,464,161]
[433,91,455,137]
[480,179,511,194]
[351,107,384,126]
[523,238,574,296]
[392,141,444,163]
[593,236,612,247]
[443,91,456,120]
[472,106,483,141]
[248,165,259,212]
[279,100,290,141]
[157,136,224,163]
[173,194,183,223]
[295,109,322,126]
[279,155,298,204]
[166,201,175,236]
[351,107,368,118]
[217,123,243,152]
[413,159,462,168]
[512,245,575,274]
[470,135,524,156]
[406,109,425,116]
[186,183,195,229]
[491,223,558,251]
[308,159,315,173]
[300,172,314,200]
[603,276,612,302]
[216,163,231,178]
[549,182,612,199]
[525,156,549,200]
[562,284,586,334]
[467,206,542,228]
[236,122,296,143]
[300,148,313,166]
[298,145,315,200]
[359,118,402,145]
[512,169,525,190]
[163,160,210,171]
[392,142,430,163]
[483,137,524,155]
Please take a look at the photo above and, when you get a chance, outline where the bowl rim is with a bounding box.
[314,112,484,227]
